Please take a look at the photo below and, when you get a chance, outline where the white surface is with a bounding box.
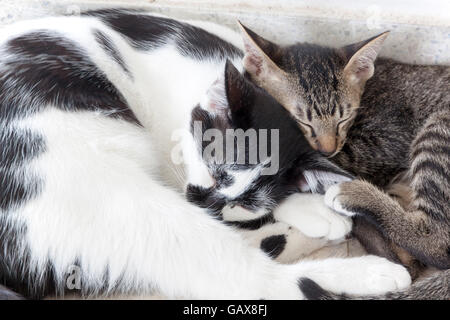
[0,0,449,64]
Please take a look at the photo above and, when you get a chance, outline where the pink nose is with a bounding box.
[316,135,337,156]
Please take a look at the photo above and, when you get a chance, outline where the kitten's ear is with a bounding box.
[224,59,253,113]
[341,31,389,85]
[201,61,253,117]
[201,74,229,117]
[237,21,285,82]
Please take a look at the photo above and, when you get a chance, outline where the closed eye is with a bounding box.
[297,120,316,138]
[337,116,353,132]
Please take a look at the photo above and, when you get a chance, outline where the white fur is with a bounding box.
[218,167,263,199]
[0,13,410,298]
[302,169,353,193]
[274,193,352,240]
[324,184,357,217]
[222,205,265,221]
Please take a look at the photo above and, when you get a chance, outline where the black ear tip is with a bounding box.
[224,59,232,69]
[378,30,390,39]
[237,20,250,32]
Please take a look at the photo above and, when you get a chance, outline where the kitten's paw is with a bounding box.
[324,184,356,217]
[274,193,352,241]
[316,206,352,241]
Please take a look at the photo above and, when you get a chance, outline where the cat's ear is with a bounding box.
[224,59,253,113]
[341,31,389,85]
[237,21,285,83]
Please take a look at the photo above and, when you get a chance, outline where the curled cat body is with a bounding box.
[238,23,449,298]
[0,9,414,299]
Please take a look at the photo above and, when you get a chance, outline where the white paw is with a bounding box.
[324,184,355,217]
[316,206,352,241]
[299,256,411,297]
[356,256,412,294]
[274,193,352,241]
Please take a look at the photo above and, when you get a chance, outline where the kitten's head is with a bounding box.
[183,61,352,220]
[239,22,388,157]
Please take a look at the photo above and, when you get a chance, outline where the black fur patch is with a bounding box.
[0,167,41,212]
[0,219,56,299]
[260,234,286,258]
[2,31,139,124]
[298,278,336,300]
[93,29,131,76]
[0,129,44,166]
[185,184,226,215]
[225,214,275,230]
[84,9,242,60]
[0,129,45,211]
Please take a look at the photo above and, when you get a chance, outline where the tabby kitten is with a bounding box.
[237,23,449,290]
[238,22,389,159]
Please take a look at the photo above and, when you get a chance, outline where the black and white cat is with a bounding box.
[0,9,411,299]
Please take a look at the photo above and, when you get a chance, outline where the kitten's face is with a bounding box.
[265,53,361,157]
[183,61,353,221]
[239,23,388,157]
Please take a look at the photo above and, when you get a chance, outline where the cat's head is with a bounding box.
[239,22,388,157]
[183,60,353,220]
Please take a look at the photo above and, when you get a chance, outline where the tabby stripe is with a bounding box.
[411,145,450,160]
[412,159,450,184]
[338,104,344,118]
[306,108,312,121]
[415,179,448,216]
[330,103,336,116]
[413,131,450,148]
[417,202,448,223]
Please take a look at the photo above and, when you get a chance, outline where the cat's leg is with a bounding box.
[325,111,450,269]
[351,216,426,280]
[348,182,425,279]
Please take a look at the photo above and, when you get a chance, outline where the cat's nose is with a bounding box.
[316,135,337,156]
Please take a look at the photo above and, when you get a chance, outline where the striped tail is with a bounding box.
[299,269,449,300]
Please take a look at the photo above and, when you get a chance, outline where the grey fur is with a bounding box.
[332,111,450,269]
